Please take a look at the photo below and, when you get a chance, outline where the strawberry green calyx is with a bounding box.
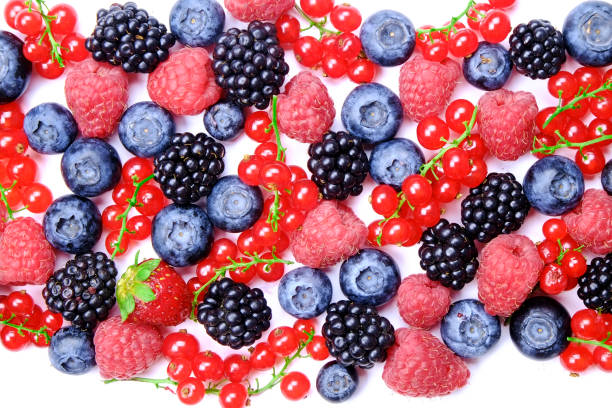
[116,252,161,321]
[26,0,65,67]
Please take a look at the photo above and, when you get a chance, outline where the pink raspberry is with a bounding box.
[396,274,451,329]
[477,234,543,317]
[64,58,128,138]
[148,48,222,116]
[399,55,461,122]
[563,189,612,254]
[224,0,293,22]
[291,200,366,268]
[382,328,470,397]
[94,316,163,379]
[0,217,55,286]
[477,89,538,161]
[277,71,335,144]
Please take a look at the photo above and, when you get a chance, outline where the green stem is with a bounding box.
[294,3,341,38]
[417,0,477,41]
[568,332,612,352]
[0,180,23,221]
[266,189,282,232]
[542,80,612,129]
[531,130,612,156]
[1,314,51,344]
[271,95,286,162]
[110,174,155,260]
[554,239,584,265]
[27,0,65,67]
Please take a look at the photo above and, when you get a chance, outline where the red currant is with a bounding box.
[422,38,448,62]
[279,208,304,232]
[268,326,299,356]
[256,252,285,282]
[590,90,612,120]
[432,176,460,203]
[294,36,323,67]
[367,220,384,247]
[480,10,511,43]
[561,251,587,278]
[219,382,248,408]
[322,52,347,78]
[449,28,478,57]
[237,230,264,255]
[560,343,593,372]
[575,145,605,175]
[0,102,24,130]
[462,134,489,160]
[167,357,193,382]
[223,354,251,383]
[571,309,605,340]
[126,215,152,240]
[574,66,602,90]
[347,58,375,83]
[594,343,612,371]
[196,259,217,285]
[15,8,42,36]
[542,219,567,241]
[105,230,129,256]
[416,116,449,150]
[291,179,319,211]
[228,257,255,284]
[177,378,205,405]
[289,165,307,182]
[21,182,52,213]
[445,99,475,133]
[23,37,51,63]
[61,33,88,62]
[548,71,578,100]
[210,238,238,264]
[259,161,292,191]
[564,118,589,145]
[188,277,205,303]
[252,219,280,247]
[412,201,440,227]
[330,4,361,32]
[41,310,63,332]
[540,263,568,295]
[588,118,612,148]
[560,235,579,252]
[6,291,34,316]
[34,58,65,79]
[4,0,27,30]
[370,184,399,216]
[467,3,492,31]
[537,239,560,263]
[293,319,315,341]
[306,335,330,360]
[300,0,334,18]
[402,174,432,205]
[112,182,134,205]
[250,342,276,370]
[238,155,265,186]
[122,157,153,183]
[49,4,77,35]
[276,14,300,44]
[7,155,36,186]
[245,111,272,143]
[382,217,419,246]
[462,158,488,188]
[136,185,165,216]
[1,325,30,350]
[280,371,310,401]
[102,204,125,230]
[192,351,224,381]
[443,147,471,180]
[337,32,361,60]
[488,0,516,7]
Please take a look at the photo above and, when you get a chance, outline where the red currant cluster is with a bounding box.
[103,158,163,257]
[560,309,612,373]
[536,219,587,295]
[4,0,88,79]
[0,290,63,350]
[275,1,375,83]
[368,99,487,247]
[533,67,612,173]
[416,0,513,62]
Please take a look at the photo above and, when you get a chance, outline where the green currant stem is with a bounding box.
[531,129,612,156]
[190,251,293,320]
[374,193,414,246]
[0,314,51,344]
[417,0,477,41]
[568,331,612,352]
[542,80,612,129]
[110,174,155,260]
[0,180,23,221]
[266,189,282,232]
[294,4,341,38]
[270,95,286,162]
[26,0,65,67]
[554,239,584,265]
[248,329,315,396]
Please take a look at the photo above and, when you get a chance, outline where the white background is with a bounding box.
[0,0,610,406]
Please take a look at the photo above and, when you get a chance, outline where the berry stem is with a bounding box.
[568,331,612,352]
[26,0,65,67]
[0,313,51,344]
[294,4,341,38]
[266,189,283,232]
[0,180,27,221]
[104,377,224,395]
[542,80,612,129]
[417,0,477,41]
[554,239,584,265]
[531,129,612,156]
[270,95,286,162]
[110,174,155,260]
[374,192,414,246]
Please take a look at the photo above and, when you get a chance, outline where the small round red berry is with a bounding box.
[548,71,578,100]
[291,179,319,211]
[167,357,193,382]
[370,184,399,216]
[0,102,24,130]
[21,182,52,213]
[249,342,277,371]
[245,111,272,143]
[280,371,310,401]
[571,309,605,340]
[6,291,34,316]
[416,116,449,150]
[412,201,441,227]
[177,378,205,405]
[422,38,448,62]
[337,32,361,60]
[268,326,299,356]
[14,8,43,36]
[49,3,77,35]
[575,145,605,175]
[306,335,330,360]
[192,350,224,381]
[445,99,475,133]
[7,155,36,185]
[229,256,256,284]
[537,239,560,263]
[126,215,152,240]
[560,343,593,372]
[4,0,27,30]
[300,0,334,18]
[462,158,488,188]
[162,330,200,359]
[1,325,30,350]
[480,10,511,43]
[102,204,125,230]
[401,174,432,206]
[238,156,264,186]
[34,58,65,79]
[23,37,51,63]
[449,28,478,57]
[237,230,264,255]
[122,157,153,183]
[61,33,89,62]
[275,14,300,44]
[210,238,238,265]
[219,382,248,408]
[259,161,292,191]
[367,220,385,247]
[279,208,304,232]
[594,343,612,371]
[539,263,568,295]
[294,36,323,67]
[561,251,587,278]
[542,219,567,241]
[442,148,471,180]
[41,310,63,332]
[347,58,376,83]
[293,319,315,341]
[590,90,612,120]
[330,4,362,32]
[432,176,460,203]
[564,118,589,145]
[136,185,165,216]
[467,3,492,31]
[488,0,516,7]
[574,66,602,91]
[588,118,612,148]
[382,218,419,246]
[112,182,135,205]
[322,52,347,78]
[223,354,251,383]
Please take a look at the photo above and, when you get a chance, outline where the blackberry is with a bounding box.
[212,21,289,110]
[42,252,117,331]
[322,300,395,369]
[85,2,176,73]
[196,278,271,349]
[509,19,566,80]
[418,219,479,290]
[307,131,369,201]
[578,253,612,314]
[154,132,225,205]
[461,172,530,243]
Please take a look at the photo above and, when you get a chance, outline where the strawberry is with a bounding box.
[117,256,191,326]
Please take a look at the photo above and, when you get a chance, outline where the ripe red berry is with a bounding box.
[167,357,193,382]
[229,256,256,284]
[422,38,448,62]
[1,325,30,350]
[480,10,511,43]
[537,239,560,263]
[432,176,460,203]
[238,155,265,186]
[237,230,264,255]
[382,218,419,246]
[449,28,478,57]
[548,71,579,100]
[347,58,376,83]
[41,310,63,332]
[14,8,42,36]
[252,219,281,247]
[442,148,471,180]
[0,102,24,130]
[105,230,129,256]
[219,382,248,408]
[192,351,224,381]
[488,0,516,7]
[542,219,567,241]
[7,155,36,186]
[574,66,602,90]
[560,343,593,372]
[35,58,65,79]
[249,342,277,370]
[445,99,475,133]
[322,52,347,78]
[136,185,165,216]
[467,3,492,31]
[564,118,589,145]
[49,4,77,35]
[462,158,488,188]
[588,118,612,148]
[291,179,319,211]
[210,238,238,265]
[371,184,399,216]
[196,259,217,285]
[575,145,605,175]
[402,174,432,205]
[259,161,292,191]
[416,116,449,150]
[61,33,88,62]
[276,14,300,44]
[279,208,305,232]
[561,251,587,278]
[4,0,27,30]
[223,354,251,383]
[590,90,612,120]
[6,291,34,316]
[539,263,568,295]
[255,142,278,162]
[102,204,125,230]
[23,37,51,63]
[177,378,205,405]
[294,36,323,67]
[126,215,152,240]
[280,371,310,401]
[412,201,440,227]
[337,32,361,60]
[293,319,315,341]
[162,331,200,360]
[367,220,384,247]
[122,157,153,183]
[245,111,272,143]
[268,326,299,356]
[571,309,605,340]
[330,4,362,32]
[459,134,486,159]
[300,0,334,18]
[112,182,134,205]
[21,182,52,213]
[306,335,330,360]
[256,252,285,282]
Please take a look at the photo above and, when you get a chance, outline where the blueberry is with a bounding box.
[278,267,332,319]
[602,159,612,195]
[118,101,174,158]
[316,361,359,403]
[339,248,400,307]
[0,31,31,104]
[510,296,571,360]
[206,175,263,232]
[463,42,513,91]
[341,83,403,144]
[369,138,425,190]
[61,138,122,197]
[49,327,96,375]
[43,195,102,254]
[170,0,225,47]
[24,103,77,154]
[441,299,501,358]
[152,203,214,267]
[523,155,585,215]
[359,10,415,67]
[563,1,612,67]
[204,101,244,141]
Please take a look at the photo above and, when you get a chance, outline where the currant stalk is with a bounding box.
[542,80,612,129]
[532,129,612,156]
[568,331,612,352]
[0,180,28,221]
[294,4,341,38]
[1,313,52,344]
[554,239,584,265]
[26,0,65,67]
[417,0,478,41]
[263,95,288,232]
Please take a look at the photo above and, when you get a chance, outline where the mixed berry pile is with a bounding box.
[2,0,612,405]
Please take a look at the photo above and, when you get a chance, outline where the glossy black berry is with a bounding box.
[418,219,479,290]
[322,300,395,369]
[509,19,566,80]
[461,172,530,243]
[85,2,176,73]
[43,252,117,331]
[212,21,289,110]
[154,132,225,205]
[307,131,369,201]
[578,253,612,314]
[196,278,272,349]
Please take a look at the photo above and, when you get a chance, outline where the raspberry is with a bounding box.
[477,89,538,161]
[148,47,222,116]
[0,217,55,286]
[224,0,293,22]
[290,200,367,268]
[64,57,128,138]
[93,316,163,380]
[382,328,469,397]
[396,274,451,329]
[398,54,461,122]
[563,189,612,255]
[477,234,543,317]
[277,71,335,144]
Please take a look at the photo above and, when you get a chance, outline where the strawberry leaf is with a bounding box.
[118,293,135,322]
[134,259,161,282]
[132,282,156,303]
